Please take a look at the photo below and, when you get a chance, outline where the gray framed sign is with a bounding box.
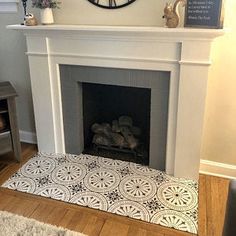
[184,0,224,28]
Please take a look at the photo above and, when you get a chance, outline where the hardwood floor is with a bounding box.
[0,143,230,236]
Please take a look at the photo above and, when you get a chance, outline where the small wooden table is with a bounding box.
[0,82,21,162]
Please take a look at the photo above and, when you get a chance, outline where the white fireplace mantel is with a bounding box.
[8,24,224,180]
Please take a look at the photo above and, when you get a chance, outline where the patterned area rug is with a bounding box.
[2,153,198,234]
[0,210,86,236]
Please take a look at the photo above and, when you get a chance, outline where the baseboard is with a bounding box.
[200,159,236,179]
[19,130,37,144]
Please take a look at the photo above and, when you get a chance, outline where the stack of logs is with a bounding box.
[91,116,141,150]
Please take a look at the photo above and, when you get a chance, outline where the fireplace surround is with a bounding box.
[8,25,224,180]
[60,65,169,169]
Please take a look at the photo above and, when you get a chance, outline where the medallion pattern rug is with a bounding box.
[2,153,198,234]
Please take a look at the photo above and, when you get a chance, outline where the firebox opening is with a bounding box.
[82,83,151,165]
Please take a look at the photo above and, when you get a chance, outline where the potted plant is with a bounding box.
[32,0,60,25]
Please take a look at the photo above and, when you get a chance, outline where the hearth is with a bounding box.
[3,152,199,234]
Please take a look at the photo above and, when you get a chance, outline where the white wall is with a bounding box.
[201,0,236,166]
[53,0,167,26]
[0,0,235,172]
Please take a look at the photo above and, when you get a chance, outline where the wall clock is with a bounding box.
[87,0,137,9]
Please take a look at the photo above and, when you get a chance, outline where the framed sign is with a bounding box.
[184,0,224,28]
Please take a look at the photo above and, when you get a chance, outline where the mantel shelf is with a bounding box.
[7,24,225,40]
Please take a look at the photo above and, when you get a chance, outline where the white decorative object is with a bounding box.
[7,25,224,180]
[40,8,54,25]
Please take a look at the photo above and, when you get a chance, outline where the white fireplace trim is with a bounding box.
[26,53,178,64]
[8,24,224,180]
[25,53,212,67]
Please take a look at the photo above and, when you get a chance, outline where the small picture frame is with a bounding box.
[184,0,224,29]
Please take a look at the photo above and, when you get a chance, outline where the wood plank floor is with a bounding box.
[0,143,230,236]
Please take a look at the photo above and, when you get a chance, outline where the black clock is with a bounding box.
[87,0,137,9]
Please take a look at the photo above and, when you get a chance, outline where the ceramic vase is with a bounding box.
[40,8,54,25]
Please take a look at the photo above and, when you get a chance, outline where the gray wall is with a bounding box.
[0,8,36,134]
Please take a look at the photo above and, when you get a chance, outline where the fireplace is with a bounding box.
[60,65,169,169]
[8,24,224,180]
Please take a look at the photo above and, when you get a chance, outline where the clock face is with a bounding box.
[87,0,137,9]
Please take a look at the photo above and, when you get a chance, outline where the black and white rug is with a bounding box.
[2,153,198,234]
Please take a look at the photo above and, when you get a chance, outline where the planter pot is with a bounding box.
[40,8,54,25]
